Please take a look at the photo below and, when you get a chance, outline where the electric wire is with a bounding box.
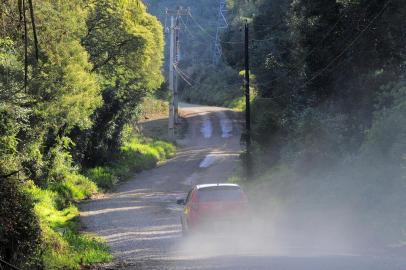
[177,72,193,86]
[0,258,22,270]
[252,0,391,103]
[297,0,391,90]
[174,64,194,82]
[174,62,244,91]
[252,0,381,88]
[188,12,243,44]
[188,11,216,39]
[173,63,196,82]
[179,15,197,39]
[250,1,376,45]
[175,68,194,85]
[173,64,193,86]
[173,2,390,104]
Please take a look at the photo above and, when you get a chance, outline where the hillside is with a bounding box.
[223,0,406,247]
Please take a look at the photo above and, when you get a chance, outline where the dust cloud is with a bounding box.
[175,206,361,261]
[174,162,405,262]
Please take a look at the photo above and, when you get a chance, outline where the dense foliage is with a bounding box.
[0,178,42,269]
[0,0,165,268]
[82,0,164,165]
[224,0,406,246]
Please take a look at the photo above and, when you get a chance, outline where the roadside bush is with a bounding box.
[43,144,98,207]
[151,140,176,159]
[3,134,174,270]
[25,181,111,270]
[64,232,111,265]
[42,228,111,270]
[108,137,176,181]
[0,178,43,270]
[64,173,97,201]
[49,173,97,209]
[226,96,246,111]
[120,140,160,172]
[86,167,118,190]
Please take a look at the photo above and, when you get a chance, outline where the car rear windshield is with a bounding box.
[197,186,243,202]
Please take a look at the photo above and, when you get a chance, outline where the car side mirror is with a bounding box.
[176,199,185,205]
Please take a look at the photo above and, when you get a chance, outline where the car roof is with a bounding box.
[195,183,240,190]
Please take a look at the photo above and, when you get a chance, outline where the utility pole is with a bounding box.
[174,15,180,124]
[244,22,252,179]
[166,7,189,139]
[168,15,175,139]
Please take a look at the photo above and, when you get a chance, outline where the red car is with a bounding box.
[177,183,248,235]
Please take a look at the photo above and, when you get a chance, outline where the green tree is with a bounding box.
[82,0,164,165]
[1,0,166,268]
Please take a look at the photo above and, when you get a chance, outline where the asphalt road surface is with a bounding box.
[80,104,406,270]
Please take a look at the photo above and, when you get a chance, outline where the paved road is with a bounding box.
[80,104,406,270]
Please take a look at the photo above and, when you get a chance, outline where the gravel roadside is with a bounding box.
[80,104,242,269]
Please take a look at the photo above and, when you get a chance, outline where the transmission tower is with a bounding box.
[213,0,228,64]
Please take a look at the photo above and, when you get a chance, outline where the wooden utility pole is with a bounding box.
[168,15,175,139]
[174,15,180,124]
[244,22,252,179]
[167,7,189,139]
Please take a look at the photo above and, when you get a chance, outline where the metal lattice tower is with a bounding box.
[213,0,228,64]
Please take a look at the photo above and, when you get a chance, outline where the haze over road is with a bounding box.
[80,104,406,270]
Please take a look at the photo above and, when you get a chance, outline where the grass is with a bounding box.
[86,167,118,190]
[24,181,112,270]
[86,136,176,189]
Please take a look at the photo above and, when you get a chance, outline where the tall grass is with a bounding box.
[86,167,118,190]
[25,181,112,270]
[87,137,176,188]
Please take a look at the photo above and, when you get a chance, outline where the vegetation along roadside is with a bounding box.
[0,1,174,269]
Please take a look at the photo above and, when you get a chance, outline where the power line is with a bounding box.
[251,0,382,88]
[188,11,243,44]
[174,68,193,86]
[251,20,338,43]
[171,2,390,106]
[179,15,195,38]
[252,0,391,104]
[176,72,193,86]
[173,63,244,91]
[0,258,23,270]
[173,64,194,86]
[298,0,391,90]
[251,5,344,43]
[188,11,216,39]
[174,64,194,81]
